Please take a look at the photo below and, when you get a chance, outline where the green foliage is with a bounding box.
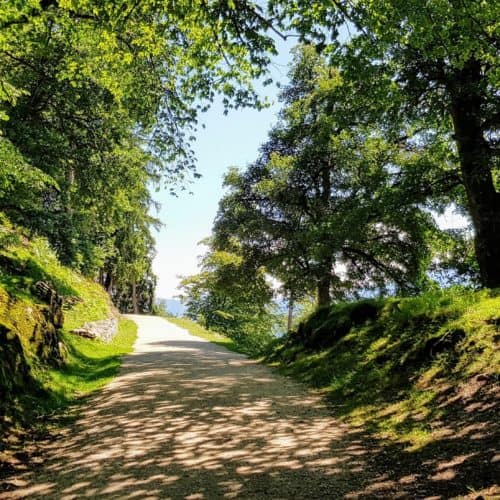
[272,0,499,286]
[0,225,111,329]
[0,138,57,214]
[46,319,137,403]
[178,244,278,353]
[0,0,277,163]
[0,0,282,310]
[215,46,447,305]
[0,220,137,439]
[269,287,500,447]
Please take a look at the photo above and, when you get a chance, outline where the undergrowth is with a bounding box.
[0,234,110,330]
[45,318,137,405]
[267,287,500,449]
[0,216,136,447]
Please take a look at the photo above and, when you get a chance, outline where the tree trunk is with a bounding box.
[316,161,333,307]
[131,280,139,314]
[317,275,331,307]
[103,270,114,294]
[287,294,294,331]
[449,59,500,288]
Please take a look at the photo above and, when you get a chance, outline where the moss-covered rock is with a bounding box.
[0,286,64,400]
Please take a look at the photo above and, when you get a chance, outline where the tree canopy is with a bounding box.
[1,0,497,316]
[271,0,499,287]
[0,0,279,312]
[213,46,456,306]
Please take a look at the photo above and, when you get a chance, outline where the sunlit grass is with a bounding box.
[268,287,500,449]
[46,319,137,402]
[164,316,242,353]
[0,220,135,433]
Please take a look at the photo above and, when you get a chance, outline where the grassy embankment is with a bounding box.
[0,218,137,441]
[165,316,240,352]
[268,288,499,450]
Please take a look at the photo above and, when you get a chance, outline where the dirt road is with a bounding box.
[5,315,390,499]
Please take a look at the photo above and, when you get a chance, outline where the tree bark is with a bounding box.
[449,59,500,288]
[287,294,294,331]
[317,275,331,307]
[131,279,139,314]
[316,161,333,307]
[103,270,114,294]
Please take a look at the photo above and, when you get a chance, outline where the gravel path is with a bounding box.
[5,315,381,499]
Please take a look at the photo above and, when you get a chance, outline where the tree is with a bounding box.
[0,0,278,165]
[178,245,277,351]
[214,47,444,306]
[272,0,499,287]
[0,0,282,309]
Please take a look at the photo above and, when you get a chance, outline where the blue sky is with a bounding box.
[152,40,295,298]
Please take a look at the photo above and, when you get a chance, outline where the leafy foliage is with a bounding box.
[178,245,278,353]
[0,0,281,310]
[271,0,499,287]
[214,47,449,306]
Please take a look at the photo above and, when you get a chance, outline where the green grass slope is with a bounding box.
[0,216,137,454]
[165,316,248,354]
[267,289,499,496]
[269,288,499,449]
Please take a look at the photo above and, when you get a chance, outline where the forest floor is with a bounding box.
[2,315,497,499]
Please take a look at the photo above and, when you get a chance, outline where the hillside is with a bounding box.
[0,216,137,478]
[266,289,499,495]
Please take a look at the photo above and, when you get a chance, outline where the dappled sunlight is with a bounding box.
[4,316,371,499]
[3,315,498,499]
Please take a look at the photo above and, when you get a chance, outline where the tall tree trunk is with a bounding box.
[287,294,294,331]
[449,59,500,288]
[131,280,139,314]
[316,162,333,307]
[317,275,331,307]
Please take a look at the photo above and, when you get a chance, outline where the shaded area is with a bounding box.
[3,316,497,499]
[345,376,499,498]
[0,320,137,490]
[269,288,499,498]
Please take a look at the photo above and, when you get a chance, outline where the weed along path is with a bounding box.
[4,315,471,499]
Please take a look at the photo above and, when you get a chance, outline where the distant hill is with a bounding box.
[157,298,186,317]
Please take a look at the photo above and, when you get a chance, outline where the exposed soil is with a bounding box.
[1,316,498,499]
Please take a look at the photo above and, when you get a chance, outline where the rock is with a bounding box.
[70,317,118,343]
[70,328,97,340]
[33,281,63,329]
[62,296,83,310]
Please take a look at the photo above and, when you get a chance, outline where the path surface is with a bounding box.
[6,316,386,499]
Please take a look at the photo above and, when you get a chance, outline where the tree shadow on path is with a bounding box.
[3,320,498,499]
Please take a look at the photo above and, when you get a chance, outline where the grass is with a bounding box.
[0,235,111,331]
[1,318,137,478]
[267,287,500,450]
[162,315,272,356]
[0,216,137,448]
[2,317,138,436]
[44,318,137,405]
[164,316,244,353]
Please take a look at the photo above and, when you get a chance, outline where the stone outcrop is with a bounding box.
[0,285,65,407]
[71,317,118,343]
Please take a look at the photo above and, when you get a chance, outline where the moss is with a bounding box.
[0,218,126,439]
